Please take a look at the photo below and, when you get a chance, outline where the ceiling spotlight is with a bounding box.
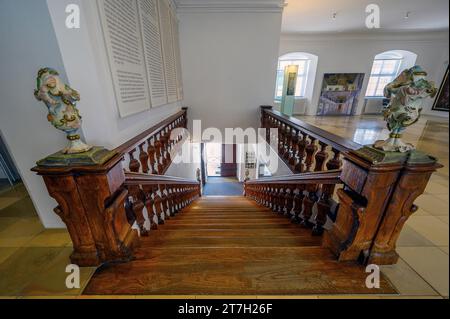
[405,11,411,19]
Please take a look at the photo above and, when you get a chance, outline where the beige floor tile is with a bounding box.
[380,259,439,296]
[0,217,44,247]
[413,208,431,216]
[436,194,450,203]
[406,215,449,246]
[25,229,71,247]
[0,247,19,264]
[397,225,435,247]
[19,247,96,296]
[424,182,449,195]
[0,197,39,219]
[415,195,449,217]
[438,246,449,255]
[0,197,21,211]
[397,247,449,297]
[435,215,449,225]
[0,247,65,296]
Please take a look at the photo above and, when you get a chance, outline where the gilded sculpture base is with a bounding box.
[36,146,116,167]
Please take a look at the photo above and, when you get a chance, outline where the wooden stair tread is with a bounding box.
[84,196,397,295]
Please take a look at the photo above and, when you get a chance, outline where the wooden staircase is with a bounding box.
[83,196,396,295]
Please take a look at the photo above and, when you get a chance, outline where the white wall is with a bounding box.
[178,10,283,137]
[0,0,70,227]
[47,0,183,150]
[279,31,449,117]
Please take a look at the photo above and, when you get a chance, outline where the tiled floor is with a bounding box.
[0,114,448,299]
[297,114,449,298]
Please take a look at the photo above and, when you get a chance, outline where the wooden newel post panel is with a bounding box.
[323,146,442,265]
[32,152,138,267]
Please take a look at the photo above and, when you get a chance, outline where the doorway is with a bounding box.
[203,143,242,196]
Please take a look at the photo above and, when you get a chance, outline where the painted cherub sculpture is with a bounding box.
[374,65,437,152]
[34,68,92,154]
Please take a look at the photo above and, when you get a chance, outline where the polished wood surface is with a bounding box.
[83,196,396,295]
[31,109,192,266]
[257,106,443,265]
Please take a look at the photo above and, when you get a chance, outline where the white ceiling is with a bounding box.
[282,0,449,33]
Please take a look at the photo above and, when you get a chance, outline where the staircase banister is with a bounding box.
[124,171,199,185]
[261,106,361,152]
[245,169,342,185]
[114,107,188,156]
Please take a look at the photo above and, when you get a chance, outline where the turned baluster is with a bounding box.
[160,184,170,219]
[283,126,292,160]
[142,185,158,230]
[270,186,278,212]
[285,187,294,217]
[295,133,308,173]
[278,122,285,154]
[314,141,329,172]
[289,130,299,169]
[305,137,318,172]
[291,184,306,223]
[154,138,164,174]
[313,183,334,236]
[277,186,286,214]
[153,187,164,224]
[127,185,148,236]
[327,148,342,170]
[138,143,149,173]
[300,184,318,228]
[167,185,177,215]
[128,149,140,172]
[146,137,158,174]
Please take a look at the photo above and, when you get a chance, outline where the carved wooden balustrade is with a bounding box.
[256,105,443,265]
[31,108,198,267]
[124,172,201,236]
[245,170,342,235]
[115,107,188,175]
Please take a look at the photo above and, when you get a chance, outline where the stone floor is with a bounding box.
[0,114,448,299]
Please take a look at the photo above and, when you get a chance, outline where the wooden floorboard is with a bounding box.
[84,196,397,295]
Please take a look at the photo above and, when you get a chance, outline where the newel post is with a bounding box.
[32,152,139,267]
[323,146,441,265]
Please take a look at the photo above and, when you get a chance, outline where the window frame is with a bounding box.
[274,58,310,100]
[365,58,402,98]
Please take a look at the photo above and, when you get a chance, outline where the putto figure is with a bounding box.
[374,65,437,152]
[34,68,92,154]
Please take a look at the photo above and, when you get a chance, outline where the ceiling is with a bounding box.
[282,0,449,34]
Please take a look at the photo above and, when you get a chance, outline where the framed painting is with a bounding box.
[432,66,449,112]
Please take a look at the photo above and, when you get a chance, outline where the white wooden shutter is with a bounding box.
[170,8,184,101]
[158,0,178,103]
[98,0,151,117]
[137,0,168,107]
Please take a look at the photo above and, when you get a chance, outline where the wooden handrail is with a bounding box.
[245,169,342,185]
[261,106,361,152]
[115,108,187,155]
[124,171,199,185]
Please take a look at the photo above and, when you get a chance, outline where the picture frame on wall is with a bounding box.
[432,66,449,112]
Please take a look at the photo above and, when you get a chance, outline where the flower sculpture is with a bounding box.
[374,66,437,152]
[34,68,92,154]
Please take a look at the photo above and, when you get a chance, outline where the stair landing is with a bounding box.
[83,196,397,295]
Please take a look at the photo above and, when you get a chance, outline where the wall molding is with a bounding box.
[175,0,285,13]
[281,30,450,42]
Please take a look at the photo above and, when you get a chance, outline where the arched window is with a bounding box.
[275,52,316,100]
[365,50,418,97]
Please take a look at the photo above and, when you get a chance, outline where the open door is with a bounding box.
[220,144,237,177]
